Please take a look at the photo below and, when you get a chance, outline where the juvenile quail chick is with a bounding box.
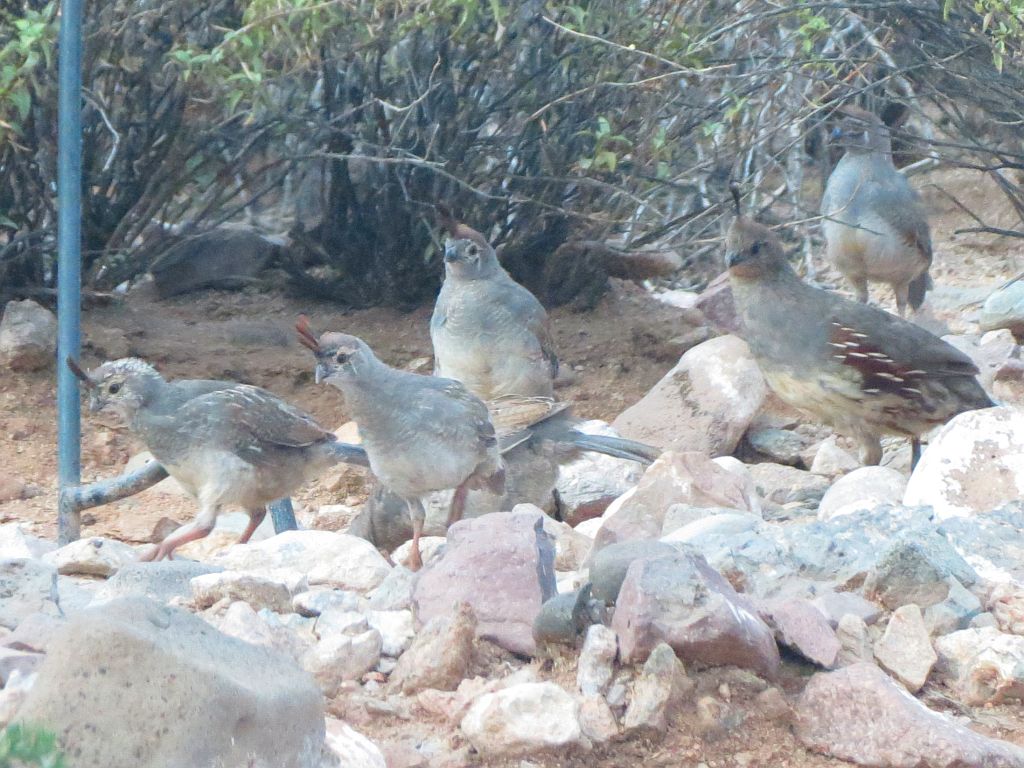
[725,193,992,466]
[67,357,351,560]
[296,319,504,570]
[821,105,932,316]
[431,207,558,399]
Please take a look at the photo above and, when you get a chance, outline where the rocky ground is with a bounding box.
[2,165,1024,767]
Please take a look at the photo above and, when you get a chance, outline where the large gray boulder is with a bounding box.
[16,596,324,768]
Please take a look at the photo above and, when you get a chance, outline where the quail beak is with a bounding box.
[830,125,843,141]
[87,392,106,413]
[443,242,461,264]
[725,250,746,269]
[314,361,331,384]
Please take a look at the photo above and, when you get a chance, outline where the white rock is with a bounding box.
[554,421,646,522]
[873,604,936,692]
[539,514,593,571]
[810,437,860,477]
[0,670,36,728]
[934,627,1024,705]
[366,610,415,657]
[904,406,1023,518]
[391,536,446,570]
[217,531,391,593]
[711,456,764,515]
[315,608,369,638]
[577,694,619,744]
[818,466,908,520]
[574,518,603,539]
[48,537,138,577]
[661,512,761,545]
[302,630,382,697]
[461,682,582,757]
[191,571,293,613]
[988,582,1024,635]
[613,335,767,457]
[0,523,54,560]
[577,624,618,696]
[212,601,311,661]
[294,588,363,617]
[320,718,386,768]
[0,299,56,371]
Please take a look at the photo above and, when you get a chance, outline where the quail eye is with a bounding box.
[750,242,762,256]
[467,244,479,258]
[108,382,121,394]
[336,352,350,364]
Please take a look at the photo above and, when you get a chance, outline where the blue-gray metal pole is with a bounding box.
[56,0,84,545]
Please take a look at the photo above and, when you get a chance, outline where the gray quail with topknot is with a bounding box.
[821,105,933,316]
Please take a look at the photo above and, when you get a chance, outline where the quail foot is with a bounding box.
[725,188,992,467]
[68,357,360,560]
[821,105,932,316]
[296,318,505,570]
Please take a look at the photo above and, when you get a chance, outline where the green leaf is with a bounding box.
[10,87,30,120]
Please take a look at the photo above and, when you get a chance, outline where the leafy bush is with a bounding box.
[0,724,66,768]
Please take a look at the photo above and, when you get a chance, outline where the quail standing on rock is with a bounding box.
[725,189,992,467]
[820,105,932,316]
[296,319,505,570]
[68,357,361,560]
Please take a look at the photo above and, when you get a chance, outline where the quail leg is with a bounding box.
[406,497,427,572]
[894,284,909,318]
[238,506,267,544]
[447,482,470,528]
[911,439,922,469]
[849,276,869,305]
[141,505,219,561]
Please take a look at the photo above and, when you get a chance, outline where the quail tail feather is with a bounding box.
[563,431,661,464]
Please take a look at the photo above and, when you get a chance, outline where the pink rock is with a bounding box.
[412,510,556,656]
[613,336,766,457]
[694,272,741,335]
[760,599,840,668]
[796,663,1024,768]
[593,451,757,553]
[611,551,779,678]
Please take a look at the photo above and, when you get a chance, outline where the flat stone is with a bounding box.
[934,627,1024,705]
[611,551,780,678]
[577,624,618,696]
[863,530,977,610]
[191,571,293,613]
[49,537,138,577]
[301,628,382,697]
[92,561,221,606]
[0,559,60,630]
[577,694,619,744]
[796,663,1024,768]
[592,451,757,554]
[589,540,680,604]
[292,588,362,617]
[818,466,908,520]
[613,335,766,457]
[0,523,54,560]
[810,437,860,477]
[460,682,582,758]
[746,428,808,466]
[836,614,874,667]
[366,610,415,657]
[622,643,692,734]
[390,602,476,695]
[760,598,840,668]
[532,585,592,653]
[874,604,937,692]
[216,530,391,593]
[320,718,386,768]
[15,596,324,768]
[0,299,56,371]
[810,591,882,628]
[413,510,556,656]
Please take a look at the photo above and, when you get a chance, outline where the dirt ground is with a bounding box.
[2,165,1024,765]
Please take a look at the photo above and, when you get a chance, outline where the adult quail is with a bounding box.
[296,319,505,570]
[430,208,658,464]
[725,193,992,467]
[67,357,363,560]
[820,105,932,316]
[431,206,558,399]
